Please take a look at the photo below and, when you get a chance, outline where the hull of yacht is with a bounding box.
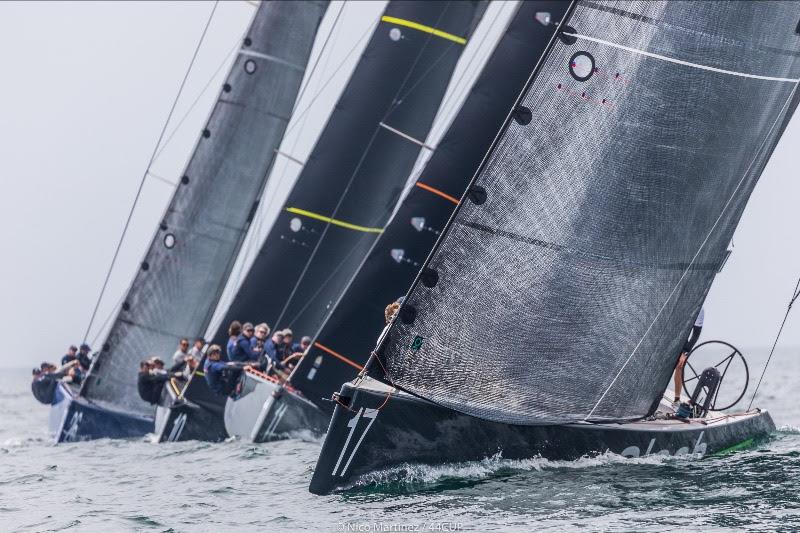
[155,374,228,443]
[50,383,153,443]
[224,370,329,442]
[309,377,776,494]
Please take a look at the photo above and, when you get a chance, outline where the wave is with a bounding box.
[349,450,681,491]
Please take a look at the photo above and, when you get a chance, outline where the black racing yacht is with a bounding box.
[309,0,800,493]
[50,1,328,442]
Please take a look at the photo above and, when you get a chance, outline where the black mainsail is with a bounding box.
[78,1,329,421]
[289,0,571,411]
[371,0,800,425]
[211,1,487,347]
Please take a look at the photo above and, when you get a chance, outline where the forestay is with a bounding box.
[378,0,800,424]
[290,0,571,412]
[212,1,487,347]
[81,1,328,417]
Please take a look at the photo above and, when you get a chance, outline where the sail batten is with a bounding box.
[375,0,800,425]
[79,1,329,417]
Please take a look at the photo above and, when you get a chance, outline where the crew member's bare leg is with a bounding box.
[673,352,688,401]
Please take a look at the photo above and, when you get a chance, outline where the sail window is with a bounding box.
[164,233,176,249]
[290,217,302,232]
[513,105,533,125]
[569,52,595,81]
[421,267,438,288]
[389,28,402,41]
[411,217,426,231]
[468,185,487,205]
[399,305,416,324]
[244,59,257,74]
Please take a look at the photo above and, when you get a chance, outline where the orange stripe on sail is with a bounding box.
[314,342,364,371]
[415,181,459,205]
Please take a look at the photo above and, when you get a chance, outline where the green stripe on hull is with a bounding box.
[714,438,755,455]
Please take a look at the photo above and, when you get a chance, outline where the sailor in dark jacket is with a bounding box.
[60,345,78,366]
[204,344,246,396]
[31,362,77,404]
[229,323,257,362]
[137,359,181,405]
[77,344,93,371]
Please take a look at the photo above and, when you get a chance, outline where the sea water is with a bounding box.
[1,348,798,532]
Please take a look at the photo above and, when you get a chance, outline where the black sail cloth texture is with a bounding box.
[289,1,571,412]
[377,0,800,425]
[80,1,328,417]
[211,1,487,347]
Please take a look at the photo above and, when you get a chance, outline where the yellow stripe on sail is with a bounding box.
[286,207,384,234]
[380,15,467,45]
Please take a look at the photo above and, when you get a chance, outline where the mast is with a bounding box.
[289,0,572,412]
[80,1,329,416]
[372,0,800,425]
[210,1,488,346]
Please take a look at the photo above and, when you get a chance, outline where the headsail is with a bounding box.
[80,1,329,417]
[377,0,800,424]
[289,0,571,411]
[211,1,487,346]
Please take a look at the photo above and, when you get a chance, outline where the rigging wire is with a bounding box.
[81,1,219,344]
[747,275,800,410]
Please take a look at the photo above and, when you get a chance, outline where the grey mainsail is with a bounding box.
[376,0,800,424]
[80,1,328,417]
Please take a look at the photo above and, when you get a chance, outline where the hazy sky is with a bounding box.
[1,1,798,371]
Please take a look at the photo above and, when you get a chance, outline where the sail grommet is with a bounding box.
[122,302,130,311]
[141,261,149,271]
[559,26,577,45]
[181,176,189,185]
[468,185,487,205]
[102,343,110,352]
[421,267,438,288]
[512,105,532,125]
[223,83,232,93]
[399,305,417,324]
[159,222,168,231]
[569,51,595,82]
[164,233,176,249]
[244,37,252,47]
[202,129,211,138]
[244,59,257,75]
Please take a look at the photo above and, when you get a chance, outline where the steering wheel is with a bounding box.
[682,340,749,411]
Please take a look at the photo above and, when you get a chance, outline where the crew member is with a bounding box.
[204,344,245,396]
[673,306,705,403]
[226,321,242,360]
[250,323,270,359]
[137,359,181,404]
[173,339,191,365]
[77,344,93,371]
[190,338,205,360]
[31,361,79,404]
[230,323,257,362]
[299,336,312,353]
[60,345,78,366]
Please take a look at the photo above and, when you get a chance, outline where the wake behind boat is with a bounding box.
[310,0,800,494]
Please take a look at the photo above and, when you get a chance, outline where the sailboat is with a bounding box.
[288,0,570,429]
[216,0,489,443]
[49,0,329,442]
[308,0,800,494]
[161,0,486,441]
